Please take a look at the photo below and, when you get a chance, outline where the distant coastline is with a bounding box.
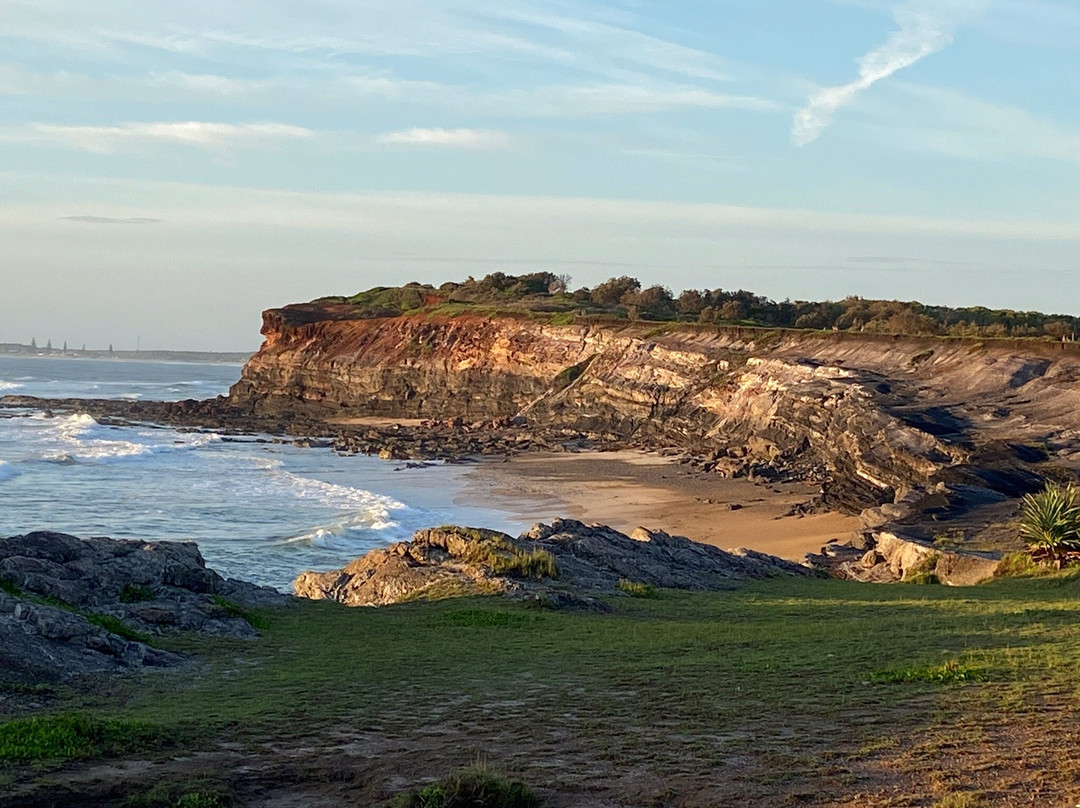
[0,343,252,365]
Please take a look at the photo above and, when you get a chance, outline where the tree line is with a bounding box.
[330,272,1079,339]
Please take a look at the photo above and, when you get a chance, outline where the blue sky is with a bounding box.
[1,0,1078,349]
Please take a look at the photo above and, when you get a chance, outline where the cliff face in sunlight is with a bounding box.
[231,302,1080,521]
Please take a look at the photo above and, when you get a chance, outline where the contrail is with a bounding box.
[792,0,984,146]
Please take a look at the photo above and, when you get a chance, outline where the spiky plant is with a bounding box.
[1020,484,1080,566]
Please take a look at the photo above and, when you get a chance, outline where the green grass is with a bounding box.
[870,660,986,684]
[10,574,1080,799]
[0,577,21,596]
[389,766,538,808]
[0,714,162,762]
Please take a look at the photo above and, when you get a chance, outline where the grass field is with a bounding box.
[5,574,1080,807]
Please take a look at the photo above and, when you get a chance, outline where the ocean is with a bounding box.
[0,355,531,591]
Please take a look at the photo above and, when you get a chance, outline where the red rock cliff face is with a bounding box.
[231,305,1080,503]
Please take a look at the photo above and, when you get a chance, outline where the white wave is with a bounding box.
[30,413,221,463]
[0,379,23,391]
[0,460,17,482]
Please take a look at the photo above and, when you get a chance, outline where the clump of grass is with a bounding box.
[0,577,21,596]
[994,552,1045,578]
[870,660,984,685]
[174,793,228,808]
[119,782,230,808]
[551,355,596,391]
[0,714,161,762]
[616,579,658,598]
[389,766,538,808]
[120,584,156,604]
[435,528,560,581]
[84,612,152,644]
[903,554,941,585]
[210,595,270,630]
[1019,483,1080,565]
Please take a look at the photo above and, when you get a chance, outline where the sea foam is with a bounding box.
[36,413,220,463]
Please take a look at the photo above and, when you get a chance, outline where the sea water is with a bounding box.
[0,355,531,591]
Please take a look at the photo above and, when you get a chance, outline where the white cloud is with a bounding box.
[377,128,512,149]
[0,121,313,153]
[792,0,985,146]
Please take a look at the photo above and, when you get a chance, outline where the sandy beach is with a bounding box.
[460,450,859,561]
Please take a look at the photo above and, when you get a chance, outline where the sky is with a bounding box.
[1,0,1078,350]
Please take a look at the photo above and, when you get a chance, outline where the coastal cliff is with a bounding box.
[230,304,1080,533]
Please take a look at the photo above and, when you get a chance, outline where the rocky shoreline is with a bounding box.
[0,531,288,692]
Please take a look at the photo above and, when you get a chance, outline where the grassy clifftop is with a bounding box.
[309,272,1080,341]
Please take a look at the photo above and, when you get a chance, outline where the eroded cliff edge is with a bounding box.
[228,305,1080,552]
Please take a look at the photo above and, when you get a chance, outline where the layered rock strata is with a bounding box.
[231,308,1080,544]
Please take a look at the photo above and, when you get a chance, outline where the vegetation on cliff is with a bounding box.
[314,273,1080,339]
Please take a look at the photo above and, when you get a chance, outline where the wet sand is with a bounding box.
[460,450,859,562]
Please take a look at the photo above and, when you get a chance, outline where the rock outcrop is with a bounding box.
[0,532,290,684]
[807,531,1002,586]
[293,519,814,608]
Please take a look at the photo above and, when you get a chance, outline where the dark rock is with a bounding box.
[0,532,291,684]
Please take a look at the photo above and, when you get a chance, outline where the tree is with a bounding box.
[720,300,747,321]
[30,337,36,349]
[63,341,67,352]
[46,339,52,351]
[591,276,641,305]
[623,285,675,319]
[550,273,572,294]
[677,289,706,317]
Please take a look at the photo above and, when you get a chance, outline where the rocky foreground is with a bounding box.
[294,519,813,608]
[0,532,288,686]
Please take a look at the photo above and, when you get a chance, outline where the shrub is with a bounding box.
[390,767,538,808]
[1019,484,1080,564]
